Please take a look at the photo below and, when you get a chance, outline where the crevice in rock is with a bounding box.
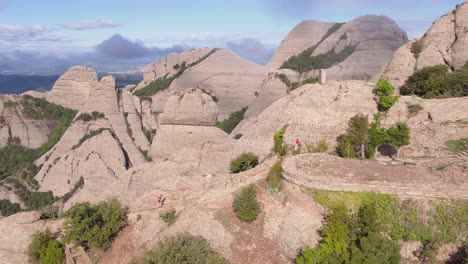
[120,145,132,170]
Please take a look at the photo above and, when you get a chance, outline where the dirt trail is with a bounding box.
[282,154,468,199]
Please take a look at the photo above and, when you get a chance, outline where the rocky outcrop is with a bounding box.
[159,88,218,126]
[269,16,408,81]
[380,41,417,90]
[383,96,468,158]
[235,81,378,159]
[136,49,264,121]
[0,212,62,264]
[267,20,336,71]
[46,66,98,110]
[170,49,264,120]
[0,95,55,148]
[121,88,150,152]
[382,2,468,88]
[141,48,215,85]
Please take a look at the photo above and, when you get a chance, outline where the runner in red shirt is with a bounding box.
[157,194,163,208]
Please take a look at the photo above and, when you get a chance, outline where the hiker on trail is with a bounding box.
[294,138,301,151]
[157,194,164,208]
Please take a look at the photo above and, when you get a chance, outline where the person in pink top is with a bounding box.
[157,194,163,208]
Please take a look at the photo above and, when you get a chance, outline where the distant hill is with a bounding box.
[0,73,142,94]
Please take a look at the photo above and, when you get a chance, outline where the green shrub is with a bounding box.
[337,134,357,158]
[315,139,329,153]
[39,239,65,264]
[76,111,105,122]
[267,161,283,191]
[445,138,468,153]
[63,199,127,250]
[411,41,422,59]
[233,184,260,222]
[215,107,247,134]
[229,152,259,173]
[277,73,301,90]
[376,80,399,110]
[159,209,177,226]
[28,230,64,264]
[274,126,288,156]
[130,233,229,264]
[233,133,243,140]
[0,199,21,216]
[400,64,468,98]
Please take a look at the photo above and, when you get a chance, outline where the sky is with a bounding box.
[0,0,465,74]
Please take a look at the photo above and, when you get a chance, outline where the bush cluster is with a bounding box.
[130,233,229,264]
[266,161,283,191]
[296,204,401,264]
[63,199,127,250]
[160,208,177,226]
[75,111,105,122]
[276,74,318,91]
[229,152,259,174]
[28,230,64,264]
[281,45,356,74]
[0,199,21,216]
[233,184,260,222]
[337,113,410,159]
[376,80,399,110]
[274,126,288,156]
[411,41,422,59]
[400,64,468,98]
[215,107,247,134]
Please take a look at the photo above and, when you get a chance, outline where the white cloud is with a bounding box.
[63,18,121,30]
[0,24,59,42]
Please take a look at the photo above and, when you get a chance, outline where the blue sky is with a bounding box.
[0,0,465,73]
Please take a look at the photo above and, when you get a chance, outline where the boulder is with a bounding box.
[381,41,417,90]
[159,88,219,126]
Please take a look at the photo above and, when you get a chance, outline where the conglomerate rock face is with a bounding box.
[159,88,219,126]
[382,2,468,89]
[269,15,408,81]
[46,66,98,110]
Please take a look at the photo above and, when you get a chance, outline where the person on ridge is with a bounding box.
[157,194,164,208]
[295,138,301,151]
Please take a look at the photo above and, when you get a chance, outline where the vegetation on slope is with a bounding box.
[445,138,468,153]
[28,229,65,264]
[215,107,247,134]
[233,184,260,222]
[130,233,229,264]
[298,189,468,264]
[274,126,288,156]
[134,48,219,98]
[400,64,468,98]
[0,199,21,216]
[75,111,105,122]
[337,113,410,159]
[266,161,283,192]
[411,41,422,59]
[276,73,317,91]
[230,152,259,173]
[63,199,127,250]
[0,95,77,210]
[375,80,399,111]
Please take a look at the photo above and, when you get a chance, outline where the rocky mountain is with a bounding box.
[382,1,468,88]
[0,6,467,264]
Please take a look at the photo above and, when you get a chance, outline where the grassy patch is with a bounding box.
[233,184,260,222]
[303,188,468,243]
[445,138,468,153]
